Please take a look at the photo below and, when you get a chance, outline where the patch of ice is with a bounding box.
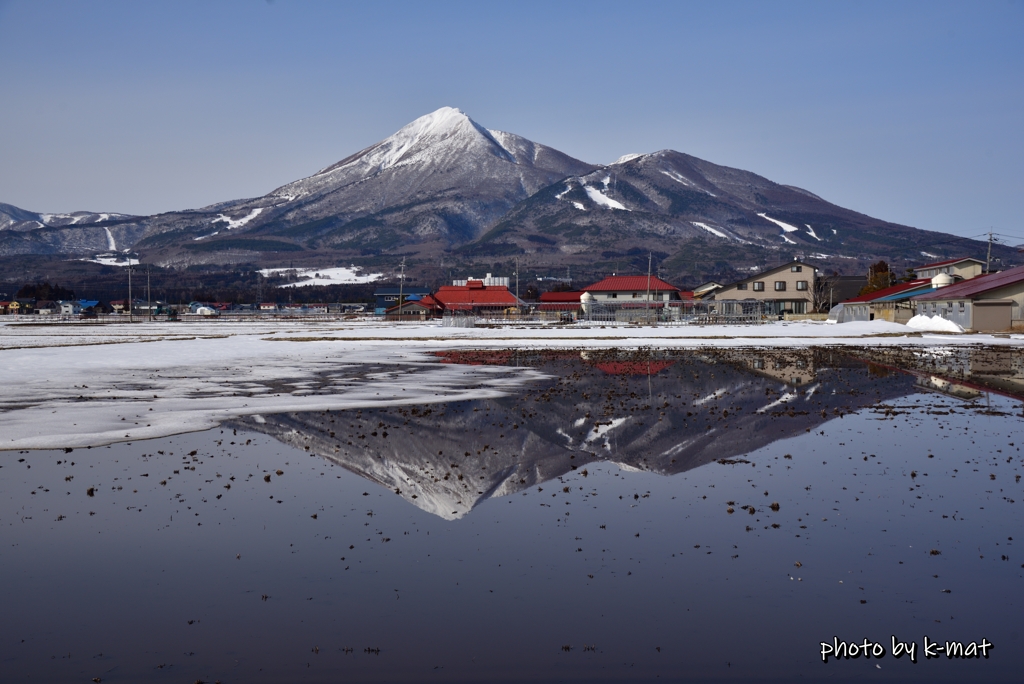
[906,315,964,333]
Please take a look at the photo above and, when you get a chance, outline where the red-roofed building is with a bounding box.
[430,282,522,314]
[582,275,691,303]
[537,290,583,313]
[385,294,444,319]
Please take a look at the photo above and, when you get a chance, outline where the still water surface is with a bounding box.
[2,347,1021,682]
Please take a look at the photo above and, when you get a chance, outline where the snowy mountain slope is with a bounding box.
[0,108,1009,278]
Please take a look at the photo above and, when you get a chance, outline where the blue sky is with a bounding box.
[1,0,1021,241]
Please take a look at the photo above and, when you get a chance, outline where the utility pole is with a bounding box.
[127,259,133,323]
[146,265,152,322]
[397,257,405,323]
[986,230,994,273]
[514,256,520,315]
[646,252,653,324]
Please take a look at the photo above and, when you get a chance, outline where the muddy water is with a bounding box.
[1,347,1021,682]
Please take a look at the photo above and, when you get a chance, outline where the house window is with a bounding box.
[736,283,747,290]
[752,282,765,292]
[632,292,639,299]
[774,281,786,291]
[609,293,617,299]
[796,280,808,291]
[791,265,802,272]
[959,301,965,310]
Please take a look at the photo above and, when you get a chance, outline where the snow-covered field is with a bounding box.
[258,265,384,287]
[1,318,1019,451]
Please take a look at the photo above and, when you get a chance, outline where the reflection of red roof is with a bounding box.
[583,275,682,293]
[913,265,1024,301]
[539,291,582,303]
[915,256,982,270]
[593,360,675,375]
[432,285,519,307]
[844,279,932,303]
[434,350,514,366]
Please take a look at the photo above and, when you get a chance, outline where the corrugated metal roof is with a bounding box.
[583,275,681,292]
[913,265,1024,301]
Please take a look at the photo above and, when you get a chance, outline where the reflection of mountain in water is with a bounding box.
[232,348,915,519]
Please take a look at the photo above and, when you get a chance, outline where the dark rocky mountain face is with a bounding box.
[230,348,914,520]
[1,108,1010,283]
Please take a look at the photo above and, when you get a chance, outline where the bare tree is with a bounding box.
[813,271,843,313]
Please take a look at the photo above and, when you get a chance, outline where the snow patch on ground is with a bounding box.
[584,185,628,210]
[781,233,797,244]
[661,169,716,196]
[691,222,729,239]
[805,224,822,241]
[213,208,263,230]
[259,266,384,287]
[907,315,964,333]
[81,255,138,267]
[1,317,1005,451]
[758,213,800,232]
[571,201,585,210]
[555,182,573,200]
[585,417,628,450]
[612,153,644,165]
[103,227,116,250]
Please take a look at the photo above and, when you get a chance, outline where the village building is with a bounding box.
[0,301,11,315]
[714,261,816,315]
[59,301,82,316]
[581,275,690,302]
[912,263,1024,332]
[374,287,431,315]
[430,278,522,315]
[536,291,583,318]
[914,257,985,280]
[837,278,935,324]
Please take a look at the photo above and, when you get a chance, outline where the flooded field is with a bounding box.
[2,346,1022,683]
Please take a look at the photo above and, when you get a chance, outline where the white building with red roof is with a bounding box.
[581,275,691,302]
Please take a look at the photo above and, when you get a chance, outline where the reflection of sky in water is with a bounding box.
[1,348,1021,682]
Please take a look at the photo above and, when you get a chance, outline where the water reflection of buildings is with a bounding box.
[855,347,1024,402]
[230,348,914,520]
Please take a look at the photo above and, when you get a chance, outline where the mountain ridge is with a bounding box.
[1,107,1012,281]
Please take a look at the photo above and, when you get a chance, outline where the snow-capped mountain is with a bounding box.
[0,107,1009,277]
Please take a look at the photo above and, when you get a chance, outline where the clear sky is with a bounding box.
[1,0,1021,241]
